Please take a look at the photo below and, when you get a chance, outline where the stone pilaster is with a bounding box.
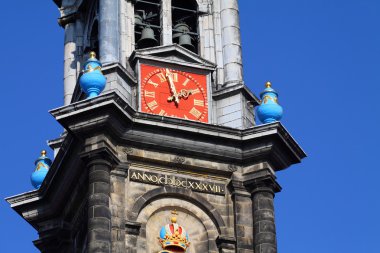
[125,221,142,253]
[220,0,243,86]
[229,180,254,253]
[216,236,236,253]
[86,156,113,252]
[110,164,128,253]
[63,19,77,105]
[99,0,119,64]
[161,0,172,45]
[245,169,281,253]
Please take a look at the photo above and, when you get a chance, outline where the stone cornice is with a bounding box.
[50,91,306,170]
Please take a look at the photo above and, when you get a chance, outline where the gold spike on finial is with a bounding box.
[171,210,178,223]
[266,81,272,88]
[89,51,96,59]
[41,150,47,156]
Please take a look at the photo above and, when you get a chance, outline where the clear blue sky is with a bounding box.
[1,1,379,252]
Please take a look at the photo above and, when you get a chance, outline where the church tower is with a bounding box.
[6,1,306,253]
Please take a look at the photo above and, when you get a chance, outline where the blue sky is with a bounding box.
[1,1,379,252]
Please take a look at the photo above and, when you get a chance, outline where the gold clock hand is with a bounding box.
[165,69,180,104]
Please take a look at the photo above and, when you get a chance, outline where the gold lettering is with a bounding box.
[172,73,178,82]
[182,78,190,87]
[151,175,158,183]
[191,88,200,94]
[194,99,204,107]
[144,90,155,98]
[147,100,158,111]
[158,176,166,184]
[157,73,166,82]
[131,172,137,180]
[159,109,167,116]
[137,172,144,181]
[189,107,202,118]
[148,79,159,88]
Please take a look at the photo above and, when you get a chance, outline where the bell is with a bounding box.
[138,26,158,49]
[135,14,143,26]
[178,33,195,52]
[173,23,191,34]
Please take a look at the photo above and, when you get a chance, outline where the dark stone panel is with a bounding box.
[94,205,112,219]
[253,209,275,222]
[255,232,276,245]
[90,169,112,183]
[92,182,111,195]
[254,220,276,234]
[88,217,111,231]
[89,193,110,206]
[257,198,274,211]
[256,244,277,253]
[89,228,112,242]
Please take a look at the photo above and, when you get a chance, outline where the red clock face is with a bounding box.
[140,64,209,123]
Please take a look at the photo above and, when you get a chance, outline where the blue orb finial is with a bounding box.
[79,51,107,99]
[256,81,283,124]
[30,150,52,189]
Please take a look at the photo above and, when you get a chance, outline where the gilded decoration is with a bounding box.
[158,210,190,253]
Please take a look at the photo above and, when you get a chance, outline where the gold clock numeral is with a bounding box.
[184,115,189,120]
[157,73,166,82]
[159,109,167,116]
[182,78,190,87]
[171,73,178,82]
[194,99,204,107]
[189,107,202,118]
[147,100,158,111]
[148,80,159,88]
[191,88,200,95]
[144,90,155,98]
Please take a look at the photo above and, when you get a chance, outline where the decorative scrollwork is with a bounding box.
[173,156,185,164]
[123,147,134,155]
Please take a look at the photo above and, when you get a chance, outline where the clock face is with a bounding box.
[140,64,209,123]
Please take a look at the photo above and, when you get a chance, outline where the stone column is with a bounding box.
[245,169,281,253]
[99,0,119,64]
[229,180,254,252]
[161,0,172,45]
[63,22,77,105]
[220,0,243,86]
[87,156,112,252]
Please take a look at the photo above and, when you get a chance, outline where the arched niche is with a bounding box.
[135,198,219,253]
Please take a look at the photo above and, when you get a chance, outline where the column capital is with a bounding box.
[227,178,251,197]
[243,168,282,195]
[80,134,121,167]
[58,12,79,27]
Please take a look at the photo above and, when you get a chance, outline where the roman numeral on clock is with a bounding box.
[194,99,204,107]
[182,78,190,86]
[191,88,200,95]
[148,80,159,88]
[157,73,166,82]
[158,109,167,116]
[189,107,202,118]
[147,100,158,111]
[144,90,155,98]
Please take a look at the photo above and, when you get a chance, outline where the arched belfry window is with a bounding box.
[134,0,161,49]
[84,0,100,55]
[172,0,199,54]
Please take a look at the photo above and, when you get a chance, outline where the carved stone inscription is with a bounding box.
[129,169,225,195]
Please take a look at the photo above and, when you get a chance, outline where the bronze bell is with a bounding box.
[138,26,158,49]
[178,33,195,52]
[135,14,143,26]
